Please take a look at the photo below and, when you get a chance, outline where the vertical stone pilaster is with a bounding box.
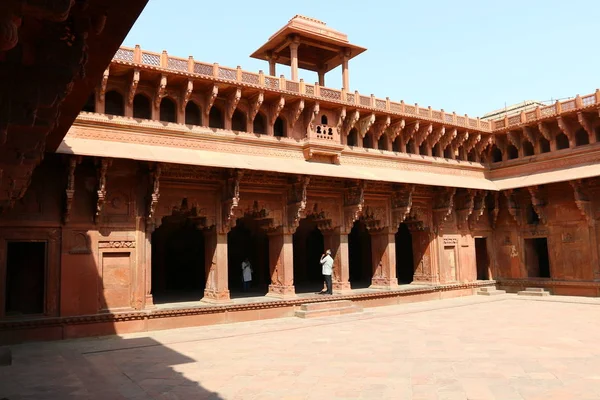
[369,228,398,289]
[202,227,231,303]
[324,228,351,293]
[267,229,296,299]
[411,229,439,284]
[143,223,155,308]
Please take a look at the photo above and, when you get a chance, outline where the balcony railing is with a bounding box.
[112,46,492,132]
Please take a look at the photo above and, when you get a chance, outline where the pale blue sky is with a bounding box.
[123,0,599,117]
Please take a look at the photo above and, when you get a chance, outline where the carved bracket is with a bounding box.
[392,184,414,227]
[468,191,487,230]
[286,99,304,130]
[99,66,109,101]
[428,126,445,149]
[371,116,391,141]
[537,121,556,141]
[63,156,81,224]
[304,102,320,134]
[335,107,347,130]
[475,134,494,156]
[268,95,285,129]
[522,126,537,145]
[361,206,387,232]
[527,186,547,225]
[488,192,500,229]
[181,79,194,112]
[128,69,140,105]
[343,180,365,233]
[154,74,167,108]
[403,121,420,142]
[148,163,162,221]
[287,175,310,232]
[456,189,475,230]
[569,180,594,225]
[577,112,594,141]
[507,131,522,150]
[386,119,405,142]
[414,123,433,149]
[341,109,359,136]
[439,127,458,151]
[504,189,521,226]
[357,113,375,138]
[433,187,456,233]
[557,116,577,144]
[94,158,112,224]
[463,132,481,153]
[221,169,244,233]
[225,87,241,119]
[248,91,264,123]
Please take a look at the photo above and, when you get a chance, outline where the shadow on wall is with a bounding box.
[0,142,224,399]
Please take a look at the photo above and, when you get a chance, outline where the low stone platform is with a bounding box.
[477,286,506,296]
[295,300,363,318]
[518,287,551,297]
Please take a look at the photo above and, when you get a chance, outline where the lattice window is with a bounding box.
[242,72,259,85]
[432,111,442,120]
[582,95,596,107]
[561,100,576,111]
[508,115,521,126]
[218,67,237,80]
[480,121,490,129]
[360,96,371,106]
[375,99,386,109]
[418,108,429,117]
[494,120,505,129]
[321,88,342,101]
[444,114,453,123]
[167,58,187,71]
[346,93,354,103]
[526,111,537,121]
[264,76,279,89]
[390,102,401,112]
[286,81,299,92]
[114,49,134,62]
[540,106,555,117]
[305,85,315,95]
[468,118,478,128]
[194,63,213,76]
[456,116,466,126]
[141,52,160,66]
[404,105,415,114]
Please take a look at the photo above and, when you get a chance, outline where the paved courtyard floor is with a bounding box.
[2,294,600,399]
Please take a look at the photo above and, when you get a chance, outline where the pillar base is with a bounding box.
[266,284,296,299]
[333,281,352,294]
[201,289,232,305]
[144,294,156,309]
[369,277,399,290]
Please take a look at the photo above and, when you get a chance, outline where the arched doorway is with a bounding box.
[227,218,270,298]
[293,219,325,293]
[348,220,372,288]
[396,223,415,283]
[151,216,206,303]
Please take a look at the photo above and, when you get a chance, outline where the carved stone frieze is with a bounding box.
[95,158,112,224]
[391,184,414,227]
[99,241,136,249]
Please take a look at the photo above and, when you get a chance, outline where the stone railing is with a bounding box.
[112,46,492,132]
[492,90,600,130]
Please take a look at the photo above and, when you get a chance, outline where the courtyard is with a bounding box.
[2,294,600,400]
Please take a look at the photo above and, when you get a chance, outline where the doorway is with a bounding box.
[475,237,490,280]
[524,238,550,278]
[395,223,415,283]
[293,219,325,293]
[348,220,372,288]
[5,241,46,315]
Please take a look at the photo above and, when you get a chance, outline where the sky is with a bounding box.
[123,0,600,117]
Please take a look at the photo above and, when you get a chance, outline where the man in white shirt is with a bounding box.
[319,249,334,295]
[241,258,253,292]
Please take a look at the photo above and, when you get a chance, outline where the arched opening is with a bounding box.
[159,97,177,123]
[227,218,269,298]
[419,143,428,156]
[432,143,441,157]
[347,128,358,147]
[467,149,477,162]
[209,106,224,129]
[348,220,372,289]
[274,117,286,137]
[556,133,569,150]
[151,216,206,303]
[575,129,589,146]
[491,146,503,163]
[396,223,415,284]
[406,139,416,154]
[523,141,535,156]
[539,137,551,153]
[443,146,453,159]
[253,113,266,134]
[82,93,95,112]
[321,115,328,125]
[507,144,519,160]
[362,133,373,149]
[232,109,246,132]
[104,90,124,116]
[133,94,151,119]
[392,137,402,152]
[377,135,387,150]
[185,101,201,126]
[293,219,325,293]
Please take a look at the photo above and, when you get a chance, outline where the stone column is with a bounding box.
[143,223,155,308]
[341,49,350,91]
[318,69,325,87]
[411,229,439,284]
[289,38,300,82]
[324,228,351,293]
[202,227,231,303]
[267,228,296,298]
[369,227,398,289]
[267,53,278,76]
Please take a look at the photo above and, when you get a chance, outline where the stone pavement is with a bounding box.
[2,294,600,399]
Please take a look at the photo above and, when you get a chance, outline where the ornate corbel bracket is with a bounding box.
[527,186,547,225]
[453,130,469,151]
[403,121,420,142]
[522,126,537,145]
[413,123,433,149]
[181,79,194,112]
[94,158,112,224]
[463,131,481,153]
[286,99,304,130]
[343,180,365,234]
[360,206,386,232]
[456,189,475,230]
[468,191,487,230]
[63,155,81,224]
[221,169,244,233]
[269,95,285,128]
[537,121,555,141]
[371,116,391,142]
[569,180,594,225]
[99,66,109,101]
[128,69,140,105]
[303,102,319,134]
[432,187,456,233]
[335,107,347,131]
[148,163,162,221]
[386,119,405,142]
[248,91,264,123]
[504,189,521,226]
[287,175,310,232]
[154,74,167,108]
[341,109,359,136]
[356,113,375,139]
[577,112,594,141]
[427,126,445,149]
[489,192,500,229]
[475,134,494,157]
[391,184,414,227]
[204,84,219,119]
[439,127,458,152]
[225,87,241,119]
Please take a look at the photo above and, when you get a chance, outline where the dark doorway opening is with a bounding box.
[293,219,325,293]
[232,110,246,132]
[185,101,202,126]
[5,241,46,315]
[227,218,270,298]
[347,128,358,147]
[348,220,372,288]
[524,238,550,278]
[133,94,152,119]
[395,223,415,283]
[151,217,206,303]
[475,237,490,280]
[160,98,177,123]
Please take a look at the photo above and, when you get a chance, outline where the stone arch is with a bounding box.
[185,101,202,126]
[362,133,373,149]
[159,97,177,123]
[556,132,569,150]
[253,112,266,134]
[490,145,503,163]
[274,116,286,137]
[321,114,328,125]
[347,128,358,147]
[133,93,152,119]
[105,90,125,116]
[232,109,246,132]
[507,144,519,160]
[523,141,534,156]
[209,105,224,129]
[575,128,589,146]
[539,137,551,153]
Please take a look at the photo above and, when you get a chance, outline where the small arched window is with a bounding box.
[347,128,358,147]
[133,94,151,119]
[539,137,551,153]
[274,117,286,137]
[523,141,534,156]
[105,91,124,116]
[491,146,503,163]
[575,129,589,146]
[507,145,519,160]
[321,115,328,125]
[362,134,373,149]
[232,109,246,132]
[556,133,569,150]
[209,106,224,129]
[253,113,266,134]
[160,98,177,123]
[378,135,387,150]
[185,101,201,126]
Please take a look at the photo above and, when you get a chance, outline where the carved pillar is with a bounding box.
[289,38,300,82]
[318,69,325,87]
[369,227,398,289]
[411,229,438,284]
[143,223,155,308]
[267,52,278,76]
[202,227,231,303]
[267,227,296,298]
[324,228,351,293]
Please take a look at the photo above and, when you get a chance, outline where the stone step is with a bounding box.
[300,300,354,312]
[477,289,506,296]
[479,287,501,293]
[296,300,362,319]
[518,288,550,296]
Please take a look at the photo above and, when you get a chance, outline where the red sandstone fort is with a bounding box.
[1,10,600,342]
